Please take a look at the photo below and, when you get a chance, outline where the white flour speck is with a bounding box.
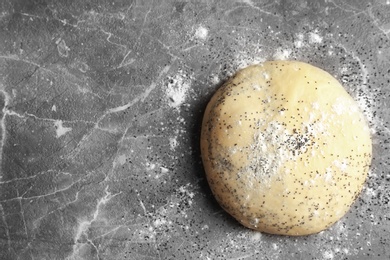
[210,74,220,85]
[160,166,169,174]
[294,33,304,48]
[153,218,167,227]
[273,48,291,60]
[365,187,376,197]
[201,224,209,230]
[251,232,262,241]
[309,31,323,44]
[195,25,208,40]
[233,54,266,73]
[169,136,178,150]
[323,250,334,259]
[166,70,191,109]
[312,102,320,110]
[332,102,346,115]
[333,160,348,171]
[324,168,333,182]
[117,154,127,165]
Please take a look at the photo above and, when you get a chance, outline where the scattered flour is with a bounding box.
[210,74,220,85]
[293,30,323,49]
[333,160,348,172]
[165,70,192,109]
[365,187,377,197]
[232,51,266,73]
[309,31,323,44]
[294,33,304,48]
[169,136,178,150]
[251,232,262,241]
[146,162,156,171]
[273,48,291,60]
[116,154,127,165]
[160,166,169,174]
[332,101,346,115]
[194,25,208,40]
[153,217,167,227]
[312,102,320,110]
[323,168,333,183]
[323,250,334,259]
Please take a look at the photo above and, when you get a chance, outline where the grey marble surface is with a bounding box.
[0,0,389,259]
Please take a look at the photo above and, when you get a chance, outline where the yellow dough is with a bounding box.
[201,61,372,236]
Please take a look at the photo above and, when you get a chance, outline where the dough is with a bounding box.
[201,61,372,236]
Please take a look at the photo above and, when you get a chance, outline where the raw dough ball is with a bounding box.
[201,61,372,236]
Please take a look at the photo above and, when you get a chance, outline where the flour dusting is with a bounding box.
[273,48,291,60]
[323,250,334,260]
[165,70,192,108]
[292,30,323,49]
[194,25,208,40]
[116,154,127,165]
[169,136,178,150]
[251,232,261,241]
[294,33,304,48]
[233,53,265,73]
[309,31,323,44]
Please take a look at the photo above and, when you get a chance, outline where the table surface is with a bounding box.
[1,0,389,259]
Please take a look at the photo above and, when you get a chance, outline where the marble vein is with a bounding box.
[138,196,148,216]
[20,11,81,29]
[143,32,183,61]
[0,55,54,75]
[16,190,29,239]
[367,6,390,39]
[5,109,95,125]
[104,63,173,115]
[111,4,152,70]
[116,50,135,69]
[0,88,10,180]
[91,225,122,240]
[326,0,363,14]
[20,12,43,19]
[32,190,80,228]
[100,124,130,184]
[69,186,121,259]
[20,181,77,201]
[0,203,11,252]
[239,0,278,17]
[99,28,127,50]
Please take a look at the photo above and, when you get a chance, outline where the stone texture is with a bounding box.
[0,0,389,259]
